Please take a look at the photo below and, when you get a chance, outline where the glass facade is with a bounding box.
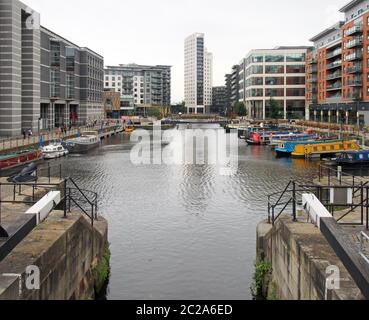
[66,74,75,99]
[265,88,284,97]
[50,69,60,98]
[265,55,284,62]
[286,53,306,62]
[286,100,305,119]
[286,65,305,73]
[50,41,60,67]
[265,65,284,74]
[265,77,284,85]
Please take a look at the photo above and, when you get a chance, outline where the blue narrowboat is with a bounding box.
[335,150,369,166]
[275,139,337,158]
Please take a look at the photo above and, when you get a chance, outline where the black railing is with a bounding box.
[0,177,98,235]
[36,163,63,183]
[318,164,360,187]
[267,180,369,230]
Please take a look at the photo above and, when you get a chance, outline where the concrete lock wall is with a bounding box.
[257,216,364,300]
[0,212,109,300]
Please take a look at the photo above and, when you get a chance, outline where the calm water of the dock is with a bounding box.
[52,129,320,300]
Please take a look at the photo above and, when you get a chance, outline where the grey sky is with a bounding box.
[25,0,348,103]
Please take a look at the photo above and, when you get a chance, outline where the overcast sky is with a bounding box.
[25,0,349,103]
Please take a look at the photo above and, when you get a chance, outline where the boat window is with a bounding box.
[359,154,364,160]
[347,154,354,160]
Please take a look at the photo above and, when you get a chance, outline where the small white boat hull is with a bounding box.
[42,143,69,160]
[43,150,69,160]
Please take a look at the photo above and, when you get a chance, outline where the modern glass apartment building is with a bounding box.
[239,47,310,120]
[307,0,369,125]
[0,0,104,137]
[184,33,213,114]
[211,86,228,115]
[40,27,104,130]
[104,64,171,114]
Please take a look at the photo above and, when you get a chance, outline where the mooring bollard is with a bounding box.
[337,166,342,185]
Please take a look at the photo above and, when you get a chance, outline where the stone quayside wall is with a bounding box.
[257,216,364,300]
[0,211,109,300]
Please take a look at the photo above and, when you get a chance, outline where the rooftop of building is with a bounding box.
[105,64,172,70]
[245,46,312,57]
[40,26,103,59]
[309,21,345,42]
[339,0,366,13]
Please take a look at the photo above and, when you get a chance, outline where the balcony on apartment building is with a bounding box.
[308,94,318,103]
[307,57,317,65]
[345,24,363,37]
[326,82,342,91]
[347,78,363,87]
[347,63,363,74]
[345,50,363,62]
[308,86,318,94]
[345,37,363,49]
[326,48,342,60]
[326,94,342,103]
[345,86,363,100]
[326,60,342,70]
[308,65,318,73]
[327,71,342,81]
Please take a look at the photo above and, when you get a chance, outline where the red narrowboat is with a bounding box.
[0,149,43,171]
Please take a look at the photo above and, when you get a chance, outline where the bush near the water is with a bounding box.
[93,245,111,294]
[251,258,273,300]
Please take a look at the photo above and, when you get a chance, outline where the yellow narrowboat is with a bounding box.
[291,140,360,158]
[124,125,135,133]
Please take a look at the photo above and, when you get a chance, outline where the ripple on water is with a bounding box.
[48,134,320,300]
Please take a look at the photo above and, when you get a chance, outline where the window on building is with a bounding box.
[265,55,284,62]
[286,77,306,85]
[251,55,263,63]
[286,53,306,62]
[265,65,284,74]
[265,77,284,85]
[286,88,305,96]
[286,65,305,73]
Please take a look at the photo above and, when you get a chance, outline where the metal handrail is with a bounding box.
[360,232,369,264]
[267,181,369,229]
[0,178,98,230]
[68,178,96,207]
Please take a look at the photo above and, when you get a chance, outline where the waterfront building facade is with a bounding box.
[307,0,369,125]
[0,0,104,137]
[103,90,121,118]
[239,47,310,120]
[104,64,171,115]
[184,33,213,114]
[40,27,104,130]
[211,86,227,115]
[231,65,240,107]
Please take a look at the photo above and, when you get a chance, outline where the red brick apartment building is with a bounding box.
[306,0,369,125]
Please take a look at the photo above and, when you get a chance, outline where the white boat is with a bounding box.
[42,140,69,159]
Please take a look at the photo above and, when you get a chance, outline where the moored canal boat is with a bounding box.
[65,132,100,154]
[332,150,369,166]
[42,140,69,159]
[292,140,360,159]
[275,139,339,158]
[0,149,43,170]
